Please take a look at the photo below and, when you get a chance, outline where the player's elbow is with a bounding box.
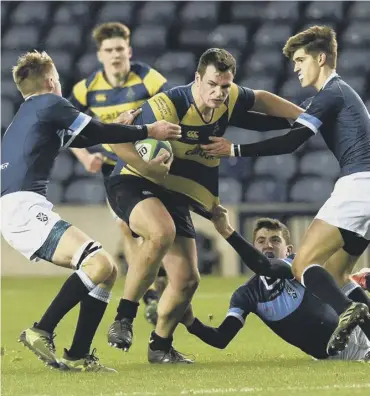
[214,337,230,349]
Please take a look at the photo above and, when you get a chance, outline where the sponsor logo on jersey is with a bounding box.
[187,130,199,140]
[95,94,107,103]
[185,145,215,160]
[1,162,9,170]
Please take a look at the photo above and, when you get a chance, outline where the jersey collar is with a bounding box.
[322,71,338,89]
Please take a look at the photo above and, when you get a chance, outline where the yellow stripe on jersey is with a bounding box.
[72,79,88,107]
[144,69,168,97]
[148,92,180,124]
[227,83,239,120]
[170,140,220,167]
[120,166,219,211]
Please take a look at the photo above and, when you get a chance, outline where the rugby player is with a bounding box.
[202,26,370,355]
[105,48,304,363]
[69,22,170,323]
[0,51,180,371]
[185,207,370,362]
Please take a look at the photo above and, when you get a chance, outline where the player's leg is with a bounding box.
[117,217,167,326]
[148,205,199,364]
[20,224,117,372]
[143,267,168,326]
[107,197,175,350]
[292,219,369,355]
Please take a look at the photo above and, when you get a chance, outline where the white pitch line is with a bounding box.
[180,383,370,395]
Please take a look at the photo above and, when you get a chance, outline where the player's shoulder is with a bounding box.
[317,76,344,103]
[30,93,67,108]
[77,68,104,91]
[130,61,154,79]
[161,83,193,117]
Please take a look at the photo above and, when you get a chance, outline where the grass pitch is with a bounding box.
[1,276,369,396]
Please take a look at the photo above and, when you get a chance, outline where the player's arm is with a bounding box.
[186,288,253,349]
[42,97,180,149]
[252,90,303,119]
[212,206,293,279]
[231,89,341,157]
[109,93,180,174]
[186,316,243,349]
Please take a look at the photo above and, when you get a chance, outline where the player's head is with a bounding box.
[195,48,236,108]
[253,218,293,259]
[12,50,61,98]
[283,25,337,88]
[93,22,132,78]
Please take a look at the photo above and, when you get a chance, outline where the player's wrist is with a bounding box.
[231,144,241,157]
[220,226,234,239]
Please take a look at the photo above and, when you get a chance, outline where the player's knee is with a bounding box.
[102,256,119,287]
[148,226,176,252]
[177,272,200,297]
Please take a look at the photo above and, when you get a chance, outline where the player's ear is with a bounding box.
[97,49,103,64]
[128,46,133,60]
[195,72,201,86]
[318,52,326,67]
[287,244,293,255]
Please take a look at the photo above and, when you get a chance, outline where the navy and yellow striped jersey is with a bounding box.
[69,61,169,165]
[113,82,255,214]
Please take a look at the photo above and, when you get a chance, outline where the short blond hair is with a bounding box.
[92,22,131,49]
[12,50,55,96]
[283,25,338,69]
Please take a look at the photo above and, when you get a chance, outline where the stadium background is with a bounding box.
[2,0,370,275]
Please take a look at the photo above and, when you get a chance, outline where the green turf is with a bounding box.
[1,276,369,396]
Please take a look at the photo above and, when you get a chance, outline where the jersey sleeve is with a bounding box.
[143,68,170,97]
[38,97,92,148]
[227,284,256,325]
[296,89,342,134]
[228,85,256,126]
[68,79,88,112]
[134,92,179,125]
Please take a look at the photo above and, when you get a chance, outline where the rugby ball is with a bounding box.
[135,138,172,162]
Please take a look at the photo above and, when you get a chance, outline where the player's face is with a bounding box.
[292,48,321,88]
[195,65,234,108]
[98,37,132,78]
[254,228,292,259]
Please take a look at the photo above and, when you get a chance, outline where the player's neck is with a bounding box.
[313,67,336,91]
[23,89,53,100]
[104,70,129,88]
[191,85,214,119]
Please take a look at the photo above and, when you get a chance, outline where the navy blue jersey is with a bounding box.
[1,94,91,197]
[297,74,370,177]
[227,257,338,359]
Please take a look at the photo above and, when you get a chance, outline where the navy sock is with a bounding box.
[302,265,352,315]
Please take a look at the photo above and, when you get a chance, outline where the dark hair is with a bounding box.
[283,25,338,68]
[197,48,236,77]
[253,218,291,245]
[92,22,131,49]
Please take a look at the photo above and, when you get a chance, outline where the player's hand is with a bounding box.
[113,108,142,125]
[201,136,233,157]
[211,205,234,238]
[146,120,182,141]
[144,152,173,182]
[82,152,104,173]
